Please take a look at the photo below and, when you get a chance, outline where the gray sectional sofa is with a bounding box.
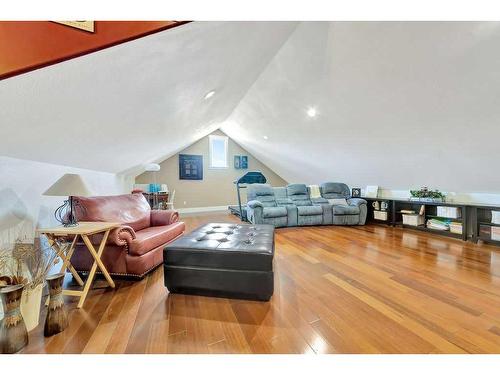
[246,182,367,228]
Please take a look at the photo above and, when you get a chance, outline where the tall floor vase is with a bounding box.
[0,284,29,354]
[44,273,68,337]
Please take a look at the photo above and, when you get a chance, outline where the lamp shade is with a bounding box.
[43,173,92,197]
[145,163,161,172]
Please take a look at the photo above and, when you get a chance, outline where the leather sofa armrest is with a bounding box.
[108,225,136,247]
[247,200,264,209]
[150,209,179,226]
[347,198,367,207]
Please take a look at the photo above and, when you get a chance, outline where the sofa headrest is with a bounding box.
[272,187,288,199]
[286,184,308,196]
[320,182,350,198]
[74,193,151,231]
[248,184,274,197]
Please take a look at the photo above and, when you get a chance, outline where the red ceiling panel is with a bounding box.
[0,21,189,80]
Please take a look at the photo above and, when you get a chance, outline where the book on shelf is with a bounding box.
[426,218,451,231]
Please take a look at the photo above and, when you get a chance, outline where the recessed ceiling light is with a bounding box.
[263,135,268,140]
[204,90,216,100]
[307,107,317,117]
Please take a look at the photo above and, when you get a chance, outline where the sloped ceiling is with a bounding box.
[0,21,297,173]
[3,21,500,194]
[222,22,500,193]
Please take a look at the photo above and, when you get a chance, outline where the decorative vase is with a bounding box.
[44,273,68,337]
[20,283,43,332]
[0,284,29,354]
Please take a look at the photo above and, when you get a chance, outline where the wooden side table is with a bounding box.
[37,222,120,308]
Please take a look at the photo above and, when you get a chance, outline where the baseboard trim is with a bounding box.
[177,205,232,214]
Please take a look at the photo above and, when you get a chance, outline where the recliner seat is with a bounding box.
[320,182,367,225]
[245,182,367,228]
[286,184,324,226]
[246,184,289,227]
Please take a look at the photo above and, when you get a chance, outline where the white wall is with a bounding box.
[0,156,131,245]
[135,130,287,209]
[223,22,500,204]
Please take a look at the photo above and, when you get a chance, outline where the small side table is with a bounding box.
[37,221,120,308]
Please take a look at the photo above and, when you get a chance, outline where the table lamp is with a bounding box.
[43,173,92,226]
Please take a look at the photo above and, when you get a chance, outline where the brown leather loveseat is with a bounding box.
[70,193,185,277]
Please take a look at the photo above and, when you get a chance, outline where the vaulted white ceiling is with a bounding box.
[2,21,500,193]
[222,22,500,193]
[0,21,297,173]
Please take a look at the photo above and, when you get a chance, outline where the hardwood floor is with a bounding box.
[21,212,500,354]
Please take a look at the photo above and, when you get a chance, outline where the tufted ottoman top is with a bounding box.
[164,223,274,272]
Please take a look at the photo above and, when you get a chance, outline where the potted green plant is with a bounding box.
[409,187,446,203]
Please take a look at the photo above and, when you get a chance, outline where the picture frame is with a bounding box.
[351,188,361,197]
[179,154,203,180]
[234,155,241,169]
[241,155,248,169]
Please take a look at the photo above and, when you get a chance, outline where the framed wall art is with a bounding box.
[179,154,203,180]
[241,155,248,169]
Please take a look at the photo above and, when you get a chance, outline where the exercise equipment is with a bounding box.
[228,171,267,221]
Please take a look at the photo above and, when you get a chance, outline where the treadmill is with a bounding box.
[228,171,267,222]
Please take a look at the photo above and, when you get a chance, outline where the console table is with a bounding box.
[362,197,500,246]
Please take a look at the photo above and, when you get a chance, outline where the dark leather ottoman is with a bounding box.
[163,223,274,301]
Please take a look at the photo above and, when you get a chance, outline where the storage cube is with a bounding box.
[436,206,461,219]
[373,210,388,221]
[479,224,491,239]
[449,222,463,234]
[402,214,424,226]
[492,227,500,241]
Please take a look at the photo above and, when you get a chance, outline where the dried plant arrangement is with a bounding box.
[0,236,67,290]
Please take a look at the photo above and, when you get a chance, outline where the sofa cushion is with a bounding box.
[311,197,329,205]
[262,216,288,227]
[129,222,185,256]
[298,215,323,226]
[332,215,360,225]
[333,205,360,215]
[262,206,288,219]
[272,187,288,200]
[297,205,323,216]
[328,198,348,206]
[276,198,294,206]
[292,199,312,206]
[287,184,305,195]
